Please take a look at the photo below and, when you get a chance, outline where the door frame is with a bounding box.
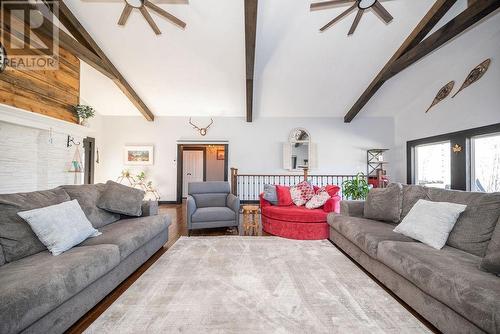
[83,137,95,184]
[176,144,229,204]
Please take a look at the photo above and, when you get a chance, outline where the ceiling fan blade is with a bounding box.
[310,0,353,11]
[139,7,162,35]
[117,4,133,26]
[348,9,363,35]
[372,1,393,23]
[144,0,187,29]
[320,3,357,32]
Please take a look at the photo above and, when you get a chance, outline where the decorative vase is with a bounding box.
[79,117,89,127]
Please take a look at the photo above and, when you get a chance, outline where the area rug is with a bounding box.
[85,237,430,334]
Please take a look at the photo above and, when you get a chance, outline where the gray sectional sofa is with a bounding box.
[0,184,171,334]
[328,184,500,334]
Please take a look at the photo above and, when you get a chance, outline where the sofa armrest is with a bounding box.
[323,195,341,214]
[141,200,158,217]
[187,195,197,229]
[340,200,365,217]
[227,194,240,213]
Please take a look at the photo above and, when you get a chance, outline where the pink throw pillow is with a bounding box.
[290,181,315,206]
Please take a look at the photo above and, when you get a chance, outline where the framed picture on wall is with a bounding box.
[216,149,225,160]
[124,146,154,165]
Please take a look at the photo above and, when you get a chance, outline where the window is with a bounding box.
[415,141,451,189]
[407,123,500,192]
[472,132,500,192]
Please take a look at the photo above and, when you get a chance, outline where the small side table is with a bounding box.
[242,205,261,236]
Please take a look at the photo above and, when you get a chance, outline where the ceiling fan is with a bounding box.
[118,0,187,35]
[83,0,188,35]
[310,0,394,35]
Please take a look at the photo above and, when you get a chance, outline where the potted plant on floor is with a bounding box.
[342,173,370,200]
[74,105,96,127]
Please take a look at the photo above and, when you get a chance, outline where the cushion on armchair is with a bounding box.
[276,185,293,206]
[290,181,315,206]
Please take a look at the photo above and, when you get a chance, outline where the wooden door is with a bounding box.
[183,150,204,197]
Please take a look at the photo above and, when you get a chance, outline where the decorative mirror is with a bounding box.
[288,128,311,171]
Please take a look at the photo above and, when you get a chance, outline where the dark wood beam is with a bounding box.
[343,0,457,123]
[51,1,155,121]
[245,0,258,123]
[385,0,500,80]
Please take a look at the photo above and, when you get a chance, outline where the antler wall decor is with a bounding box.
[189,118,214,136]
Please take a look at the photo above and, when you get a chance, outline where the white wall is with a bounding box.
[362,11,500,182]
[0,105,99,193]
[96,116,394,201]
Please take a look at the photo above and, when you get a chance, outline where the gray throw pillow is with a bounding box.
[401,184,430,218]
[364,183,403,223]
[0,188,71,262]
[394,199,467,250]
[262,184,278,205]
[59,184,121,228]
[98,181,145,217]
[446,193,500,257]
[17,200,101,256]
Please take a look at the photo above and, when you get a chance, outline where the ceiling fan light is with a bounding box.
[358,0,377,10]
[125,0,144,8]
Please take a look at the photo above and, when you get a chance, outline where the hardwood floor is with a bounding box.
[66,203,268,333]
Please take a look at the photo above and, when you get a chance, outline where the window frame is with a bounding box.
[407,123,500,191]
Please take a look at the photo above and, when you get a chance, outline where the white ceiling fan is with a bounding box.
[81,0,188,35]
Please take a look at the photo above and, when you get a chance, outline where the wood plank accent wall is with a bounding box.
[0,28,80,124]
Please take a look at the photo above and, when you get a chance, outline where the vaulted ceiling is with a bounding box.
[71,0,494,119]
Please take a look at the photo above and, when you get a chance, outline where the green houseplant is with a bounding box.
[74,105,96,126]
[342,173,370,200]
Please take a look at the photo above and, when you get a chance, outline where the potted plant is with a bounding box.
[74,105,96,127]
[342,173,370,200]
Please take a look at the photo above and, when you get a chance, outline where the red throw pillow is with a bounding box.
[325,185,340,197]
[290,181,315,206]
[275,185,293,206]
[323,198,336,212]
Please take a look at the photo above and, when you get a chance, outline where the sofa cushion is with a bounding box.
[59,184,120,228]
[401,185,500,256]
[0,244,120,334]
[290,181,315,206]
[0,188,71,263]
[447,192,500,257]
[262,184,278,205]
[191,193,228,208]
[79,215,170,260]
[276,185,293,206]
[378,241,500,334]
[97,181,145,217]
[0,244,5,266]
[17,200,101,256]
[328,215,414,258]
[262,205,328,223]
[401,184,430,218]
[192,207,236,223]
[364,183,403,223]
[394,199,467,250]
[481,217,500,274]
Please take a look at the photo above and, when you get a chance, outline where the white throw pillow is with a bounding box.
[305,190,330,209]
[17,200,101,256]
[394,199,467,250]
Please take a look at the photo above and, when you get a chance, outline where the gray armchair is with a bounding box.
[187,182,240,236]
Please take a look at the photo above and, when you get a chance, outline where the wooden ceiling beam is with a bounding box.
[49,0,155,121]
[343,0,457,123]
[385,0,500,80]
[245,0,258,123]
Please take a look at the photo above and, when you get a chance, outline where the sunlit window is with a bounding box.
[415,141,451,189]
[472,133,500,193]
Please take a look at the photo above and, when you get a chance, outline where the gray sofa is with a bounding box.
[0,184,171,334]
[187,181,240,235]
[328,184,500,334]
